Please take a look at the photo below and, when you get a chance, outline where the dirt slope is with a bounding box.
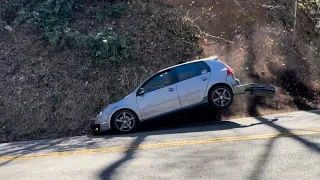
[0,0,319,142]
[166,0,320,114]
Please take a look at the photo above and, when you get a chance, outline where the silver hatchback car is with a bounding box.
[92,57,240,133]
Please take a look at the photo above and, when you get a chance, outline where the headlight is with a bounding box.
[94,104,112,119]
[95,111,103,119]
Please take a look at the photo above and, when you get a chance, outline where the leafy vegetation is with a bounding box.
[32,0,80,46]
[86,29,131,64]
[298,0,320,15]
[1,0,130,63]
[88,1,129,23]
[106,1,129,18]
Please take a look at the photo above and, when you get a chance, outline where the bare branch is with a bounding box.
[202,32,235,44]
[260,4,286,10]
[193,24,234,44]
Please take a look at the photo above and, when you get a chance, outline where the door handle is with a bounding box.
[202,77,208,81]
[168,88,175,92]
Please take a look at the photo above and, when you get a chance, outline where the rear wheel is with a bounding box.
[111,110,138,133]
[209,85,233,110]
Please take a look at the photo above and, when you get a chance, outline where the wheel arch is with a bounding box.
[207,83,233,103]
[109,108,140,129]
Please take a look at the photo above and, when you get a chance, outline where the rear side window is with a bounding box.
[197,61,211,74]
[175,63,200,82]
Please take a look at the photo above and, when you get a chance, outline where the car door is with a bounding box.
[175,61,211,108]
[136,69,181,120]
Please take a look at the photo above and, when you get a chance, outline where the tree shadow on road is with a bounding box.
[96,107,264,180]
[309,109,320,115]
[0,138,66,167]
[247,97,320,179]
[256,116,320,152]
[98,135,146,180]
[248,96,320,152]
[0,137,101,167]
[247,115,320,180]
[248,136,277,180]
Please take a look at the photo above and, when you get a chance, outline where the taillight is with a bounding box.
[227,66,234,76]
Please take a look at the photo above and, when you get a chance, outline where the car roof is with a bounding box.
[158,56,218,73]
[135,56,219,91]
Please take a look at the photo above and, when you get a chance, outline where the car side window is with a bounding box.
[197,61,211,74]
[175,63,201,82]
[142,70,175,94]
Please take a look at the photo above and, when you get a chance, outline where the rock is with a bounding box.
[4,25,13,32]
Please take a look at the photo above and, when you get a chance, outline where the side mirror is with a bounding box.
[137,88,145,96]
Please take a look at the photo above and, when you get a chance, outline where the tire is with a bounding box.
[111,109,138,134]
[209,85,233,110]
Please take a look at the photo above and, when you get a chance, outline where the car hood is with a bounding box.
[112,92,136,106]
[102,91,136,113]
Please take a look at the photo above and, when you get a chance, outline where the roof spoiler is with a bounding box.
[210,56,218,60]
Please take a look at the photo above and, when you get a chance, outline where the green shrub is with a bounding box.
[86,28,131,66]
[0,0,23,23]
[95,9,105,23]
[61,28,131,78]
[106,1,129,18]
[87,1,129,22]
[2,0,131,69]
[0,20,6,28]
[32,0,82,47]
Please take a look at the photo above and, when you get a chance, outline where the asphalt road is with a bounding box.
[0,110,319,180]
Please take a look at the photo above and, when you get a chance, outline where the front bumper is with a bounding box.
[233,83,276,97]
[91,115,111,133]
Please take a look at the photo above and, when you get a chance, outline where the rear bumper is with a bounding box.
[227,76,241,87]
[233,83,276,97]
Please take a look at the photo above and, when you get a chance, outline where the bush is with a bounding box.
[62,28,131,80]
[0,0,24,23]
[87,1,129,22]
[106,1,129,18]
[29,0,130,62]
[86,29,131,65]
[2,0,132,80]
[33,0,82,48]
[0,20,6,28]
[2,0,131,59]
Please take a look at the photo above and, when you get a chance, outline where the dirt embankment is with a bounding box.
[0,1,202,142]
[0,0,319,142]
[166,0,320,115]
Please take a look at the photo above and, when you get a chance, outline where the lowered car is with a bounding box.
[91,57,275,134]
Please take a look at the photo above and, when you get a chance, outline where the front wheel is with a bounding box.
[209,85,233,110]
[111,110,138,133]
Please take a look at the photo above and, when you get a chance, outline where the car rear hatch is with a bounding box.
[233,83,276,97]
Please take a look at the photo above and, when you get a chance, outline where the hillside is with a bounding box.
[0,0,319,142]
